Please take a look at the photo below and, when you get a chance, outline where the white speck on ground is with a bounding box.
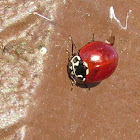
[39,47,47,55]
[109,6,132,30]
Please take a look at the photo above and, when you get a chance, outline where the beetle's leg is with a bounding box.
[85,83,90,90]
[66,49,71,61]
[91,33,95,42]
[70,80,74,91]
[88,33,95,43]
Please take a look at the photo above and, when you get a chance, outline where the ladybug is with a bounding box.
[67,34,118,88]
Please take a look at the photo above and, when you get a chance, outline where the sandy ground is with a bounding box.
[0,0,140,140]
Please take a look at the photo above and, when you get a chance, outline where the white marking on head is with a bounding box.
[71,71,74,75]
[77,75,85,82]
[69,55,89,83]
[83,61,89,75]
[74,61,79,66]
[77,75,83,78]
[70,56,81,70]
[86,69,89,75]
[70,56,80,76]
[69,66,73,70]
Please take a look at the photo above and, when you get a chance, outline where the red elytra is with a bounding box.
[79,41,118,83]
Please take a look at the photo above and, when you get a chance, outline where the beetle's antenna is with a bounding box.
[66,49,71,61]
[69,36,77,55]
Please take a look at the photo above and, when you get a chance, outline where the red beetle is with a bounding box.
[67,35,118,87]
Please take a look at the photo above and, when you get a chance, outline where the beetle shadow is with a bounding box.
[76,82,101,89]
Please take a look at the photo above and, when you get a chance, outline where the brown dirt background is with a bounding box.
[0,0,140,140]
